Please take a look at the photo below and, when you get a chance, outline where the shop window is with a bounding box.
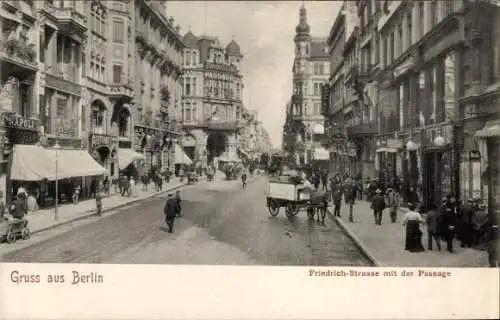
[443,52,456,122]
[459,152,483,201]
[56,95,68,118]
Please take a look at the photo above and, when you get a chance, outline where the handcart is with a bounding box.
[0,217,30,244]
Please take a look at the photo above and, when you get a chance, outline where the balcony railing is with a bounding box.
[0,38,37,69]
[53,6,86,33]
[346,122,376,137]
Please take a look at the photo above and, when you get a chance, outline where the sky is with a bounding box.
[167,1,342,148]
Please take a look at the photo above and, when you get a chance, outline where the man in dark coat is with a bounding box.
[332,186,342,217]
[458,199,476,248]
[175,190,182,217]
[425,204,442,251]
[484,210,499,267]
[164,194,178,233]
[343,178,357,222]
[371,189,386,225]
[441,199,458,252]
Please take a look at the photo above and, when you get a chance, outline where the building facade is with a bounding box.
[0,0,185,208]
[323,0,500,215]
[284,4,330,166]
[131,0,184,175]
[180,31,247,167]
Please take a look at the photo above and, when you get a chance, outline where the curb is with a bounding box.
[326,208,381,267]
[29,182,188,236]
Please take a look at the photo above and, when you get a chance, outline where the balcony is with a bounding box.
[54,6,87,36]
[346,122,376,137]
[345,63,370,86]
[0,38,38,74]
[109,83,134,101]
[45,68,82,96]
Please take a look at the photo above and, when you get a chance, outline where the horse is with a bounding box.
[308,188,330,224]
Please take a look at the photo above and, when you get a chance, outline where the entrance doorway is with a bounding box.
[206,132,227,164]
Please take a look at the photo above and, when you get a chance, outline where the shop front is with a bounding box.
[375,136,403,188]
[1,112,40,206]
[475,119,500,217]
[8,144,107,208]
[422,124,455,212]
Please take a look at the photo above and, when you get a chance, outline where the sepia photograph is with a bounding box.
[0,0,499,272]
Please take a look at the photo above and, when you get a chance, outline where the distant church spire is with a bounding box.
[295,2,310,37]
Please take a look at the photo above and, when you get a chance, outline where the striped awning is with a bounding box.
[475,120,500,138]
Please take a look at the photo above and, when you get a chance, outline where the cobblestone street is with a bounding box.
[1,176,371,266]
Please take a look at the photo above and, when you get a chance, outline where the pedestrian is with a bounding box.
[112,176,119,194]
[484,209,499,267]
[403,203,425,253]
[103,177,110,197]
[406,186,420,206]
[321,169,328,191]
[157,175,163,191]
[130,176,136,197]
[95,187,103,216]
[425,203,442,251]
[332,186,342,217]
[385,188,399,223]
[355,176,363,201]
[441,197,458,253]
[0,191,5,219]
[241,170,247,188]
[458,199,476,248]
[371,188,386,225]
[344,178,356,222]
[164,193,177,233]
[175,190,182,217]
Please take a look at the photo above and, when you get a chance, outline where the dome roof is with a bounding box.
[295,5,310,35]
[182,31,199,49]
[226,40,242,56]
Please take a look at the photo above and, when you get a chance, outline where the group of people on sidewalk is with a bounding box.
[399,196,498,267]
[299,165,498,267]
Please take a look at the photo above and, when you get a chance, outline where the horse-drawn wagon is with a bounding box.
[265,172,329,222]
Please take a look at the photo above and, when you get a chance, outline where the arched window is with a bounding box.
[192,50,197,65]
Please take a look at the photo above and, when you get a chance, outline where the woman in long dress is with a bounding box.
[403,203,425,252]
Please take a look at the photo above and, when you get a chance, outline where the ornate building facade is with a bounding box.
[283,4,330,166]
[131,0,184,175]
[323,0,500,215]
[180,31,246,166]
[0,0,185,208]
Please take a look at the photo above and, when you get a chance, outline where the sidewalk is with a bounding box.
[330,200,489,267]
[5,178,186,236]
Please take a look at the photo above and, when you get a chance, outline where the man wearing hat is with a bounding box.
[164,193,178,233]
[385,188,399,223]
[371,188,386,225]
[458,198,476,248]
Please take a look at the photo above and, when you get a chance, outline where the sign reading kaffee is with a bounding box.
[2,112,38,130]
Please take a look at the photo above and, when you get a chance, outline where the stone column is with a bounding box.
[402,13,410,53]
[379,34,386,69]
[411,3,419,45]
[424,1,432,35]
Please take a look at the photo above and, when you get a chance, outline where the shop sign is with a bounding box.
[387,139,402,149]
[2,112,39,130]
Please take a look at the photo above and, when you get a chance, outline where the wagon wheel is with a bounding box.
[285,203,299,221]
[6,232,16,244]
[22,228,30,240]
[268,199,280,217]
[307,206,315,220]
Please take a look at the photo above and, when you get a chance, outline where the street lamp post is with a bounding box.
[54,142,61,221]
